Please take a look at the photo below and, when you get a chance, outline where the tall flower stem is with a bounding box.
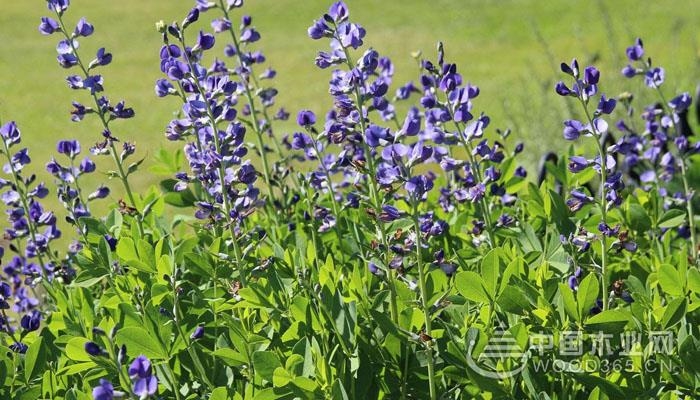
[411,201,437,400]
[175,30,250,285]
[337,39,399,324]
[53,13,144,237]
[217,1,277,209]
[581,102,609,310]
[652,87,698,262]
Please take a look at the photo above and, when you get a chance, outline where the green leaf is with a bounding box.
[272,367,294,387]
[558,283,578,322]
[657,264,684,296]
[24,337,45,383]
[115,327,166,359]
[688,268,700,293]
[116,237,138,261]
[65,337,92,362]
[455,271,491,303]
[253,351,282,382]
[210,387,229,400]
[577,273,599,320]
[585,310,631,333]
[657,209,686,228]
[481,249,502,296]
[496,285,533,315]
[661,298,686,329]
[626,203,652,232]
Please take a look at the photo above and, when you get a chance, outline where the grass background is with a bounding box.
[0,0,699,210]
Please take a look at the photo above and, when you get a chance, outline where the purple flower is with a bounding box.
[379,205,402,222]
[568,156,589,173]
[194,31,215,51]
[240,28,260,43]
[47,0,70,14]
[74,18,94,37]
[405,175,434,200]
[296,110,316,127]
[596,95,616,114]
[560,59,579,77]
[566,190,594,212]
[88,186,110,200]
[555,81,573,96]
[92,379,114,400]
[583,66,600,85]
[644,67,664,88]
[20,310,41,332]
[377,164,400,185]
[465,183,485,203]
[90,48,112,68]
[626,38,644,61]
[308,19,332,39]
[563,119,585,140]
[57,140,80,158]
[337,22,365,49]
[621,65,638,78]
[328,1,349,23]
[190,325,205,340]
[668,92,691,114]
[129,355,158,398]
[364,125,391,147]
[39,17,60,35]
[85,341,102,356]
[0,121,21,146]
[183,7,200,28]
[211,18,232,33]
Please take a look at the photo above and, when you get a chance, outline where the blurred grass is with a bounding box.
[0,0,698,216]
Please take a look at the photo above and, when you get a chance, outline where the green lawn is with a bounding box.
[0,0,698,198]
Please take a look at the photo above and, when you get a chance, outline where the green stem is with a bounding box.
[54,13,144,237]
[411,202,437,400]
[217,0,277,208]
[580,101,608,310]
[653,86,698,262]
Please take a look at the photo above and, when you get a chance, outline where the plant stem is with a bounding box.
[411,202,437,400]
[580,102,609,310]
